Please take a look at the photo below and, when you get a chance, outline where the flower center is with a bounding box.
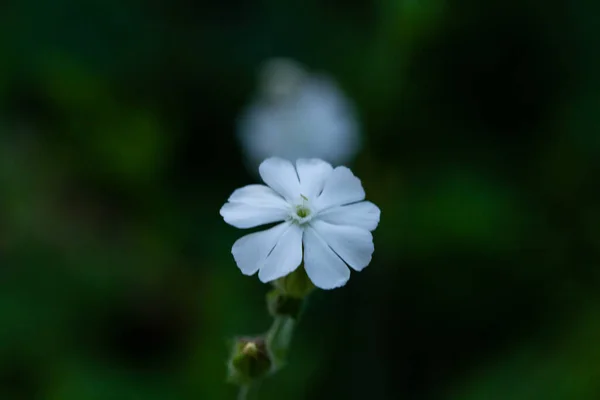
[295,205,311,219]
[289,194,314,225]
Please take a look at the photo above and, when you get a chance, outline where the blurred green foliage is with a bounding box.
[1,0,599,399]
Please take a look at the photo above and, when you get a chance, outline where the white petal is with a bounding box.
[303,226,350,289]
[258,223,303,283]
[315,166,365,210]
[259,157,301,202]
[220,202,288,229]
[228,184,288,208]
[231,222,289,275]
[220,184,290,228]
[296,159,334,199]
[318,201,381,231]
[311,220,373,271]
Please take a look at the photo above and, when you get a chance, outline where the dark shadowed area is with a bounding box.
[1,0,599,399]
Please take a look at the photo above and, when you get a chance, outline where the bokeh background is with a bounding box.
[1,0,600,399]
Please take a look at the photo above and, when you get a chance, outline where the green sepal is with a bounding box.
[273,265,315,299]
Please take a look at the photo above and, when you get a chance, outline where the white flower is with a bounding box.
[237,58,361,171]
[220,157,380,289]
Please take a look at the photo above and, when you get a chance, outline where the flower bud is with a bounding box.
[227,337,272,385]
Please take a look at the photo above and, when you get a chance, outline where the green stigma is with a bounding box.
[296,206,311,218]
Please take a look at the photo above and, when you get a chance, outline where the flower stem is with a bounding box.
[266,316,296,369]
[237,384,250,400]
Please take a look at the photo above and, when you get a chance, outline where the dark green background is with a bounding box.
[1,0,599,399]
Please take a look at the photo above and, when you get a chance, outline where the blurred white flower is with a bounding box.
[237,58,361,170]
[220,157,380,289]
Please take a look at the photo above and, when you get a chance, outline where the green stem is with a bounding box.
[237,384,250,400]
[266,316,296,370]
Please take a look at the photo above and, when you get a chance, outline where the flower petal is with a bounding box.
[318,201,381,231]
[315,166,365,210]
[311,220,373,271]
[228,184,288,208]
[296,159,333,199]
[220,184,290,229]
[258,223,303,283]
[220,202,288,229]
[259,157,301,202]
[303,226,350,289]
[231,222,289,275]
